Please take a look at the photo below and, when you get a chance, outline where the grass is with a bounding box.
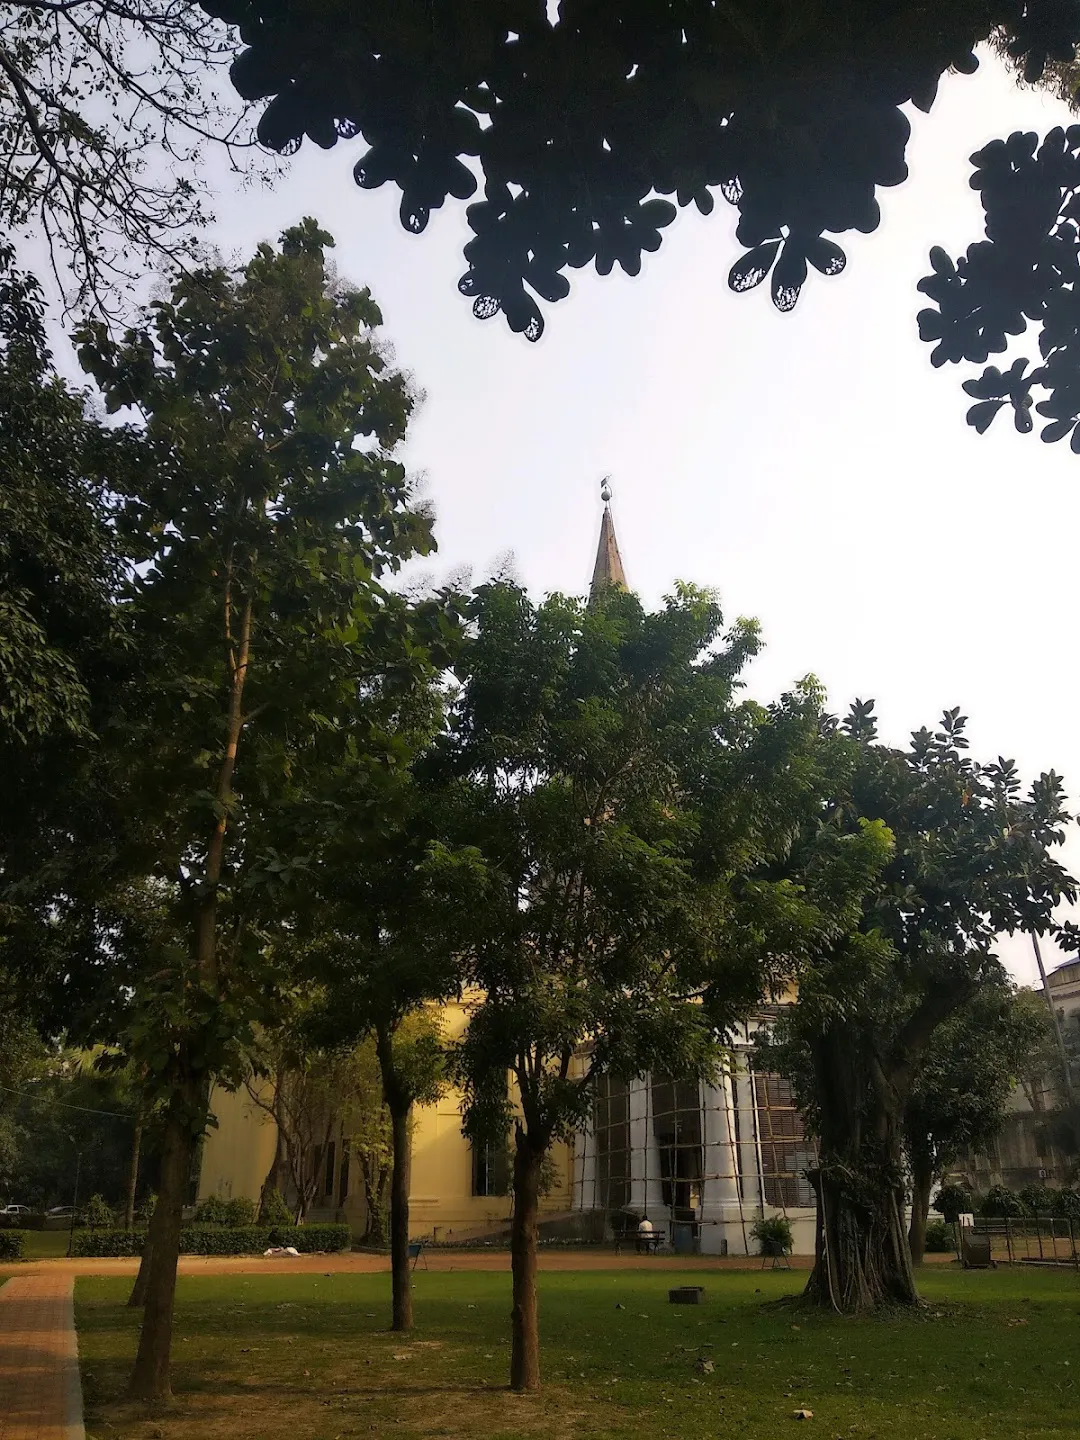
[21,1228,74,1260]
[77,1265,1080,1440]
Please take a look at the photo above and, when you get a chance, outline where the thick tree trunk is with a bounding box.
[908,1155,934,1265]
[124,1111,143,1230]
[510,1136,543,1393]
[128,1081,200,1402]
[804,1031,919,1313]
[388,1100,412,1332]
[805,1161,917,1312]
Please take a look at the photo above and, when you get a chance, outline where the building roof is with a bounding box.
[590,492,627,599]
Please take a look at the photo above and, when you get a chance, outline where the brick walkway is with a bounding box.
[0,1276,84,1440]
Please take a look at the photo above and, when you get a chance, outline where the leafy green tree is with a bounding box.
[209,2,1076,339]
[305,913,451,1330]
[0,988,46,1191]
[905,979,1048,1262]
[932,1182,973,1223]
[342,1036,392,1247]
[295,659,463,1330]
[768,708,1074,1312]
[0,241,119,746]
[0,1059,144,1211]
[426,581,889,1390]
[68,220,450,1403]
[1018,1181,1056,1214]
[982,1183,1026,1216]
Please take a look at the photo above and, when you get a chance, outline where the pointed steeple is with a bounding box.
[590,478,627,600]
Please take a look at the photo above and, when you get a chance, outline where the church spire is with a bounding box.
[590,478,627,600]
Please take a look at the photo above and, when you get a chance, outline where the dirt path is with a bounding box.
[0,1248,957,1280]
[0,1274,84,1440]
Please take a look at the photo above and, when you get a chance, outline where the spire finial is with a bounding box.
[590,475,627,599]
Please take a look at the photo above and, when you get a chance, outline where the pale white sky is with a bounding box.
[65,50,1080,984]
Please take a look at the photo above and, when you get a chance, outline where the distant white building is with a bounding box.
[964,960,1080,1194]
[572,1010,818,1257]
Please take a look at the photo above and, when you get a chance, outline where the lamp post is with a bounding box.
[67,1148,82,1259]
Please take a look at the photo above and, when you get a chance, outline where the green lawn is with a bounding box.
[76,1266,1080,1440]
[21,1228,74,1260]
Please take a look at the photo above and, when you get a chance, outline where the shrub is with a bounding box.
[932,1183,972,1222]
[981,1185,1025,1218]
[1019,1183,1055,1216]
[750,1214,794,1257]
[179,1225,271,1255]
[0,1212,46,1231]
[136,1192,157,1225]
[1054,1188,1080,1220]
[258,1188,294,1227]
[70,1222,352,1258]
[194,1193,235,1225]
[223,1196,256,1226]
[267,1224,351,1254]
[923,1220,953,1253]
[83,1193,115,1229]
[70,1228,144,1258]
[193,1193,258,1226]
[0,1230,25,1260]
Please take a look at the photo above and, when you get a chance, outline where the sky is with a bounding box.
[60,48,1080,985]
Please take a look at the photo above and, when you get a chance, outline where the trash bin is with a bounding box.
[673,1222,698,1255]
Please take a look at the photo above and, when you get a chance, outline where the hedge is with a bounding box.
[0,1230,25,1260]
[71,1223,352,1258]
[0,1213,45,1231]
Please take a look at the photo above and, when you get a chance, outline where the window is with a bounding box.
[753,1073,815,1209]
[472,1138,509,1197]
[323,1140,336,1198]
[594,1074,630,1211]
[651,1078,703,1214]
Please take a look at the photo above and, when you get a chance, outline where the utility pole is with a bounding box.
[1031,932,1076,1107]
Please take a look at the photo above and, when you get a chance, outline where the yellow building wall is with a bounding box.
[198,996,574,1240]
[199,1080,279,1204]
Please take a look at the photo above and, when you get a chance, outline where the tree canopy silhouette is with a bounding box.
[201,0,1080,339]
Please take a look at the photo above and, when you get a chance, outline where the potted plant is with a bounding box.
[751,1213,794,1258]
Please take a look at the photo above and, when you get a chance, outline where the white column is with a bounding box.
[628,1075,666,1220]
[734,1049,763,1214]
[699,1070,741,1254]
[628,1076,648,1214]
[644,1079,666,1220]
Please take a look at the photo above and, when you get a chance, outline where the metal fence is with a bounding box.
[968,1214,1079,1268]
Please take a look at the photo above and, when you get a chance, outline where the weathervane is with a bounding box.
[600,476,612,505]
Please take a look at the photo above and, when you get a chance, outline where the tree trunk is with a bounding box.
[128,1081,200,1402]
[127,1198,159,1309]
[908,1155,934,1265]
[360,1156,390,1246]
[124,1111,144,1230]
[805,1160,917,1313]
[388,1100,412,1332]
[509,1134,543,1393]
[257,1093,287,1221]
[803,1032,919,1314]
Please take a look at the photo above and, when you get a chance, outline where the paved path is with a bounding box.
[0,1275,83,1440]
